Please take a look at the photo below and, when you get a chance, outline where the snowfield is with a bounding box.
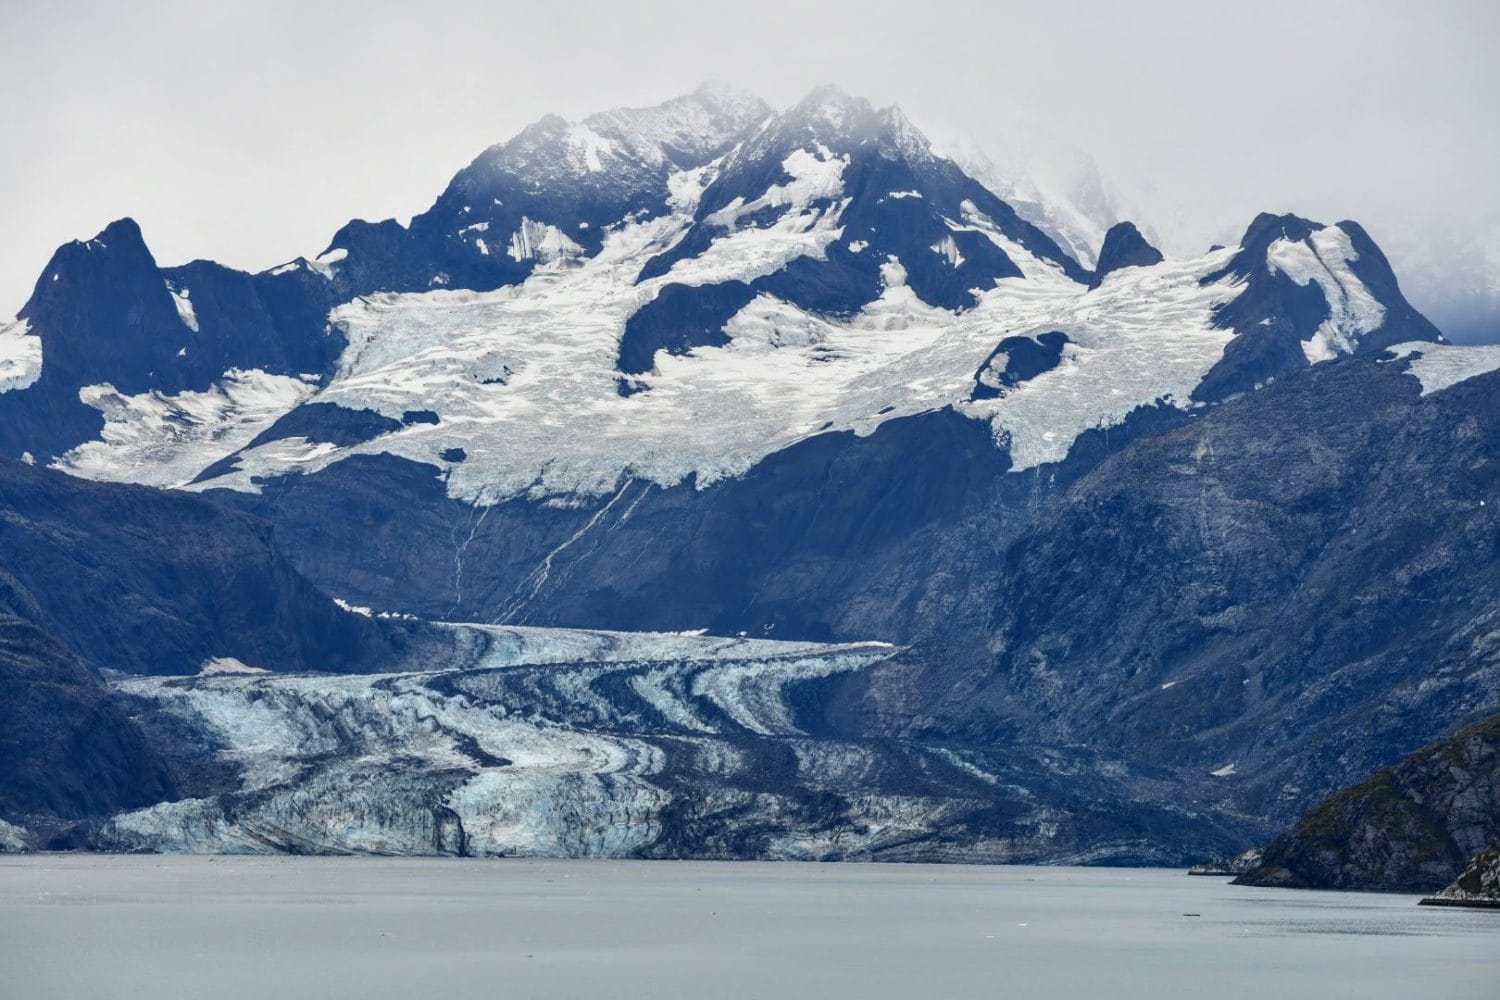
[174,166,1272,504]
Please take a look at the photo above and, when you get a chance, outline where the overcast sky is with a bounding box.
[3,0,1496,339]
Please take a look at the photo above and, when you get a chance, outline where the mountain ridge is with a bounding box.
[1,83,1496,862]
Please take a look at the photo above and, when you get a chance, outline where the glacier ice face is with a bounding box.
[96,624,1229,863]
[98,628,888,856]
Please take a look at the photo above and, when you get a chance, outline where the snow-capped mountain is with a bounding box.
[0,86,1451,505]
[3,83,1498,862]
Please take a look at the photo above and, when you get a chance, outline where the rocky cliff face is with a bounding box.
[1235,712,1500,891]
[0,457,426,677]
[896,351,1500,833]
[0,614,176,848]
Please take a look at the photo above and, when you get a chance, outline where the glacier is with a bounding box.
[94,623,1232,862]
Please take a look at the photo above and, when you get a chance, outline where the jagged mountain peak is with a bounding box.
[684,79,772,123]
[734,86,940,166]
[460,85,772,188]
[83,216,149,251]
[1216,211,1323,279]
[783,84,876,129]
[47,217,152,269]
[1191,211,1444,399]
[20,217,158,320]
[875,104,936,160]
[2,87,1458,497]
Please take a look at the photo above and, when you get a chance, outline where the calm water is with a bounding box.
[1,856,1495,999]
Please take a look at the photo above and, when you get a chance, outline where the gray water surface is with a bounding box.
[1,855,1495,999]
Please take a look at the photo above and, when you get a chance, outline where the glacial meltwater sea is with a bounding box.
[1,855,1495,999]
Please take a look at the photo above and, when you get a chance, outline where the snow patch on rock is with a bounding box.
[0,318,42,393]
[55,369,320,487]
[166,282,199,332]
[1386,341,1500,396]
[1266,227,1386,363]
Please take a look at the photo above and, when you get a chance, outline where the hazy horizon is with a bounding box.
[3,0,1496,341]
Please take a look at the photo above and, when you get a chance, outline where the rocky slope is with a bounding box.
[0,457,425,676]
[891,347,1500,832]
[1234,712,1500,891]
[0,614,175,848]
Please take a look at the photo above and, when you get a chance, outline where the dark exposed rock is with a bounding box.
[1089,221,1162,288]
[1235,713,1500,891]
[0,457,418,676]
[616,281,757,374]
[0,219,348,464]
[970,331,1070,399]
[900,355,1500,833]
[638,87,1085,316]
[0,614,176,846]
[1193,214,1442,402]
[208,405,1184,644]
